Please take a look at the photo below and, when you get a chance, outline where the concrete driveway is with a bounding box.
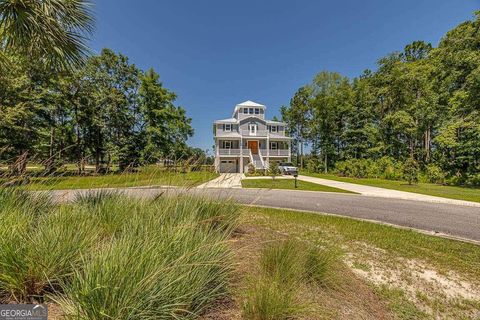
[197,173,243,188]
[298,175,480,207]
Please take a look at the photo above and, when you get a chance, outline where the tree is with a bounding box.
[281,86,311,168]
[139,68,193,162]
[0,0,94,71]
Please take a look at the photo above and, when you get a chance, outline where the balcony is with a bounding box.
[267,149,290,156]
[240,129,269,137]
[218,149,250,156]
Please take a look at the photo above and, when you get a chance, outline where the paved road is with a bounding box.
[50,187,480,243]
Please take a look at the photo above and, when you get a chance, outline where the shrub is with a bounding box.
[248,163,256,174]
[403,158,419,185]
[424,164,446,184]
[267,162,280,179]
[306,158,323,173]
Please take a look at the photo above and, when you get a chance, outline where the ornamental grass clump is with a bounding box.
[243,239,338,320]
[0,188,239,319]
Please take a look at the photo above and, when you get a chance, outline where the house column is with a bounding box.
[287,140,291,163]
[215,139,220,172]
[239,138,243,173]
[266,136,270,169]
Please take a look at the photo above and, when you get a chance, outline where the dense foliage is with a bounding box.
[0,49,194,174]
[282,12,480,185]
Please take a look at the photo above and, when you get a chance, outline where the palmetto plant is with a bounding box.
[0,0,94,70]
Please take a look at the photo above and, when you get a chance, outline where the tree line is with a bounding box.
[281,12,480,185]
[1,1,199,175]
[0,49,195,174]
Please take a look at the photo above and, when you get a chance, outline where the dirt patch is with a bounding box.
[345,242,480,319]
[202,223,394,319]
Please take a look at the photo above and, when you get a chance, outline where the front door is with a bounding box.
[248,141,258,154]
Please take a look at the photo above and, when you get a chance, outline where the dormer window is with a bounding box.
[249,108,254,114]
[271,126,277,133]
[224,124,232,132]
[244,108,248,113]
[255,108,259,114]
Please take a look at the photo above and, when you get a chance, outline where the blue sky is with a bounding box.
[90,0,479,152]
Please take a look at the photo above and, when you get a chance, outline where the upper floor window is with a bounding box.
[270,142,278,149]
[224,124,232,132]
[244,108,248,114]
[255,108,259,114]
[223,141,231,149]
[270,126,277,133]
[249,108,254,114]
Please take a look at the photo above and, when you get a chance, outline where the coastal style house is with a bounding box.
[213,100,291,173]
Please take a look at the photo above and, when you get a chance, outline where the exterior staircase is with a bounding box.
[250,149,265,170]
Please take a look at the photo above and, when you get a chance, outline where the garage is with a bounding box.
[219,159,237,173]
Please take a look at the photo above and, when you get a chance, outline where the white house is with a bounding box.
[213,100,292,173]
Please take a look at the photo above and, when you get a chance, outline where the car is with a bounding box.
[278,162,298,176]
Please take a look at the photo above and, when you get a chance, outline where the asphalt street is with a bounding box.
[49,187,480,243]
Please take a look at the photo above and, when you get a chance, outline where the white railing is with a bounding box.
[218,148,241,156]
[240,129,268,136]
[257,148,265,168]
[267,149,290,156]
[218,149,250,156]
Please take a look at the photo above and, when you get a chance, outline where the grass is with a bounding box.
[245,206,480,280]
[301,172,480,203]
[242,239,336,319]
[2,166,218,190]
[0,189,238,318]
[241,178,354,193]
[243,206,480,319]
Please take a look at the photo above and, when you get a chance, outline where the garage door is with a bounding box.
[219,160,237,173]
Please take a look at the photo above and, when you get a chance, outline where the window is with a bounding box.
[271,126,277,133]
[270,142,277,150]
[249,108,254,114]
[249,122,257,135]
[223,141,231,149]
[260,109,264,114]
[244,108,248,113]
[239,108,243,114]
[255,108,259,114]
[224,124,231,132]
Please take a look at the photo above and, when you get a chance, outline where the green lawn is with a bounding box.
[10,167,218,190]
[245,206,480,319]
[241,178,354,193]
[301,172,480,203]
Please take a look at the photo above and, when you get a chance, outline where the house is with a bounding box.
[213,100,292,173]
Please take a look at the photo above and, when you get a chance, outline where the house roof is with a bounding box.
[234,100,266,114]
[266,120,286,125]
[214,118,238,124]
[236,100,266,108]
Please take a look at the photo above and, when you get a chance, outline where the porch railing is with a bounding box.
[218,149,250,156]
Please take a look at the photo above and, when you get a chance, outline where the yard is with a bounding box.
[302,172,480,203]
[0,165,218,190]
[0,189,478,319]
[241,177,354,193]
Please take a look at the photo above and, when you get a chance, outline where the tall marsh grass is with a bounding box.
[243,239,338,320]
[0,188,238,319]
